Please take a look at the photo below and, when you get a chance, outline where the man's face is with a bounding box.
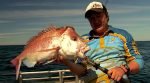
[88,12,108,35]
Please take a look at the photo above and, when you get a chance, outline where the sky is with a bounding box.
[0,0,150,45]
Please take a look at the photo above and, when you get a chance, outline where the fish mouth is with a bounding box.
[83,46,90,54]
[78,46,90,58]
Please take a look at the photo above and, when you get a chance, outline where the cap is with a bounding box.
[85,1,106,18]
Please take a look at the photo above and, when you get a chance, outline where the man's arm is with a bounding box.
[108,28,144,81]
[128,60,140,74]
[59,56,87,76]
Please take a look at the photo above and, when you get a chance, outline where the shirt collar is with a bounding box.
[88,26,114,40]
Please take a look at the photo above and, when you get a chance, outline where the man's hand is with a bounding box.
[55,55,69,64]
[108,66,127,81]
[55,55,87,76]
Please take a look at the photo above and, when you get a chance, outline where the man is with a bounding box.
[59,1,144,83]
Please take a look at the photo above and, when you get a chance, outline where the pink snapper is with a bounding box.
[11,26,89,79]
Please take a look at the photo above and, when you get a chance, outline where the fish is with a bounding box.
[11,26,90,80]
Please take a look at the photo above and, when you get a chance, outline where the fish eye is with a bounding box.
[72,37,77,41]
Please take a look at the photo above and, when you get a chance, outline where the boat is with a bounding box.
[1,69,82,83]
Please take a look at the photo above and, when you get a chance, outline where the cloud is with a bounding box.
[0,32,30,38]
[20,28,43,32]
[108,5,150,14]
[110,15,150,23]
[108,5,150,27]
[0,20,15,23]
[0,9,83,19]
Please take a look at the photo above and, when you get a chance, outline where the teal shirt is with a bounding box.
[81,25,144,74]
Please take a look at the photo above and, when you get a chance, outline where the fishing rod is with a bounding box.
[83,58,130,83]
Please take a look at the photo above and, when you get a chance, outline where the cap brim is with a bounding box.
[85,8,103,18]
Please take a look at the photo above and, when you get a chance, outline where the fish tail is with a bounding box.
[11,58,18,66]
[11,58,21,80]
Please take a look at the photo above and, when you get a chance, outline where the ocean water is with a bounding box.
[0,41,149,83]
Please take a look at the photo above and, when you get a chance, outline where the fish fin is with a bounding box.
[25,26,65,47]
[26,27,56,46]
[11,58,18,67]
[16,60,21,80]
[38,47,60,52]
[11,58,21,80]
[23,59,36,68]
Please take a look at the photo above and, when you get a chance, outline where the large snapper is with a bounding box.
[11,26,89,79]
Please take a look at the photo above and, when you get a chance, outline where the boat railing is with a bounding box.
[18,69,82,83]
